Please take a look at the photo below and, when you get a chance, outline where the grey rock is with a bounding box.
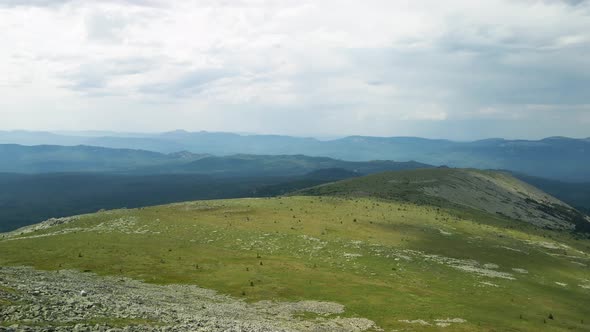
[0,266,378,332]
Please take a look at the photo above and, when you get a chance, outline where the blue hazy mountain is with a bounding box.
[0,144,429,176]
[1,131,589,181]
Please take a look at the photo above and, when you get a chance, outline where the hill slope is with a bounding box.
[1,193,590,331]
[513,173,590,214]
[297,168,590,232]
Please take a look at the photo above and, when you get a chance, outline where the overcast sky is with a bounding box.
[1,0,589,139]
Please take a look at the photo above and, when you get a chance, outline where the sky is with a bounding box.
[1,0,589,140]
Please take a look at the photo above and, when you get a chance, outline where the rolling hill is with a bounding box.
[297,168,590,232]
[1,169,589,331]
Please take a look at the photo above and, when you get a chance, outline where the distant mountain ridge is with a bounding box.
[1,130,588,181]
[0,144,429,175]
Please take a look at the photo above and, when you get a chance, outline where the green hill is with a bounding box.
[1,170,590,331]
[296,168,590,233]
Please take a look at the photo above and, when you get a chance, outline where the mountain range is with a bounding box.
[1,130,589,181]
[0,144,428,175]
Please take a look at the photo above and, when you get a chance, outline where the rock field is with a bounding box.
[0,266,376,332]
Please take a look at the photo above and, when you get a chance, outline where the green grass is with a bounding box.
[1,196,589,331]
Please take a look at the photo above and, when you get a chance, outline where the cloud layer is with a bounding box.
[1,0,589,139]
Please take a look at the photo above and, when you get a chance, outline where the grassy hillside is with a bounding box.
[297,168,590,232]
[1,193,590,330]
[0,169,590,331]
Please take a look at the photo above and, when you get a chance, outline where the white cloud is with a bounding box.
[0,0,589,139]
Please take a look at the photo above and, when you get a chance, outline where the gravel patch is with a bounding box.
[0,266,377,332]
[399,318,466,328]
[422,254,514,280]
